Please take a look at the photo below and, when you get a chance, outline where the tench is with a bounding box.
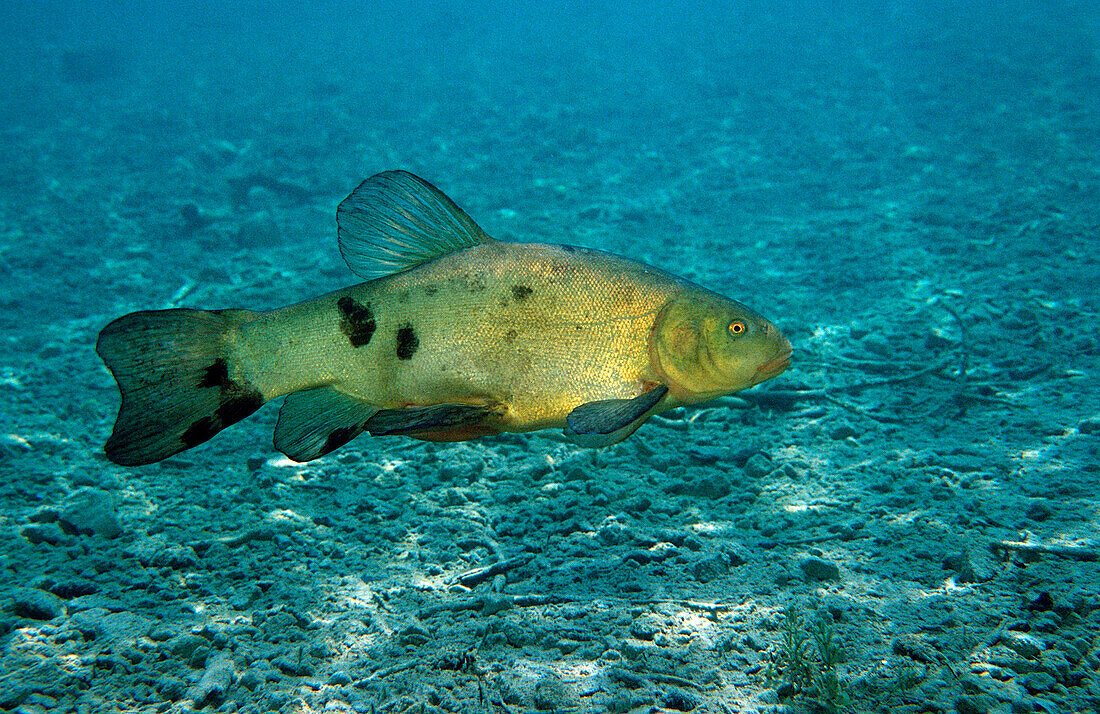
[97,170,791,465]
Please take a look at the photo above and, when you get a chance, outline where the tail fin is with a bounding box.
[96,308,265,465]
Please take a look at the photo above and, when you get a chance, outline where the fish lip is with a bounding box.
[754,348,792,380]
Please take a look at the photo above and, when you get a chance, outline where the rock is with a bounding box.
[1023,671,1056,693]
[187,654,235,703]
[125,535,198,569]
[692,553,729,583]
[9,588,65,620]
[57,488,123,538]
[102,612,154,641]
[47,579,98,599]
[20,523,66,545]
[955,694,997,714]
[630,614,663,640]
[165,633,211,664]
[829,421,861,440]
[70,609,152,642]
[273,653,314,676]
[156,675,188,701]
[597,518,631,546]
[944,545,996,583]
[327,670,353,686]
[799,556,841,582]
[999,631,1043,659]
[743,453,774,479]
[661,687,700,711]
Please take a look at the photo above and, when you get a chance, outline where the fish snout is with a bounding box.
[753,324,792,381]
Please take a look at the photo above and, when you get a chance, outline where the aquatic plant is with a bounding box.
[766,606,851,713]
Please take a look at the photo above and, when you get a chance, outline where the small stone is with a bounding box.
[58,488,123,538]
[955,694,996,714]
[165,633,210,661]
[479,593,513,616]
[743,453,774,479]
[944,546,995,583]
[156,675,187,701]
[9,588,65,621]
[532,672,573,711]
[829,421,860,440]
[691,553,729,583]
[327,671,352,686]
[1000,631,1043,659]
[630,614,663,640]
[799,556,841,582]
[125,536,198,569]
[1024,500,1053,522]
[1023,671,1056,693]
[20,524,66,546]
[95,612,154,642]
[597,519,631,546]
[273,654,314,676]
[186,654,235,703]
[661,687,700,712]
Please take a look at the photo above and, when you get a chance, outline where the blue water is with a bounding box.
[1,1,1098,712]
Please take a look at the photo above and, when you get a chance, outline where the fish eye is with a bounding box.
[728,321,746,336]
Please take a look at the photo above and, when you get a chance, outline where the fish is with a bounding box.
[96,170,791,466]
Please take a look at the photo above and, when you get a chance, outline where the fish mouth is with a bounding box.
[754,346,792,381]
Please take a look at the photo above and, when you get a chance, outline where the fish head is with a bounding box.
[651,294,791,402]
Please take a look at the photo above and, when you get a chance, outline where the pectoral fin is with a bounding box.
[274,387,379,462]
[565,384,669,438]
[364,403,498,438]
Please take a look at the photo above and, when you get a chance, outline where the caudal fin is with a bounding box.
[96,308,265,465]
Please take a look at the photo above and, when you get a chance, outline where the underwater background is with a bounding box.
[1,1,1099,712]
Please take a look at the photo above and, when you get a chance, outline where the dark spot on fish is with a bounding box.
[511,285,533,302]
[398,290,410,304]
[322,425,360,455]
[198,359,231,389]
[182,417,218,448]
[396,323,419,360]
[216,391,264,426]
[505,329,518,343]
[337,296,376,348]
[180,386,263,449]
[561,245,576,253]
[424,286,439,296]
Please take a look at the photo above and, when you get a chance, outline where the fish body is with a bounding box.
[97,171,790,465]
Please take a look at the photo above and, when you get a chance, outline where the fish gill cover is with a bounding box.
[0,0,1098,712]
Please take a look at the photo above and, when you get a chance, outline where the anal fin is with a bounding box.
[364,403,497,439]
[274,387,379,462]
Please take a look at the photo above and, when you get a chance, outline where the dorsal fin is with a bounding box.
[336,170,494,280]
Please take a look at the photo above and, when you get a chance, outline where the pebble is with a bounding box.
[692,553,729,583]
[9,587,65,621]
[944,546,996,583]
[19,523,66,546]
[829,421,861,440]
[273,654,314,676]
[81,611,153,642]
[125,535,198,569]
[743,453,774,479]
[326,671,353,686]
[661,687,700,712]
[186,654,235,703]
[799,556,841,582]
[58,488,123,539]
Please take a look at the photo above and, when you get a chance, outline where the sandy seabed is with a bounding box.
[1,8,1099,713]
